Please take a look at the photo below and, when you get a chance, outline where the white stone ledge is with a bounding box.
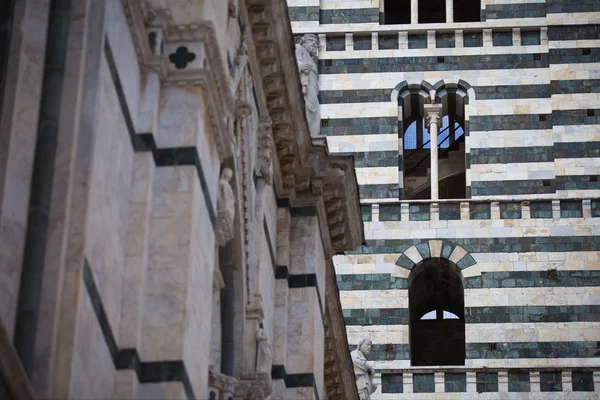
[291,18,547,35]
[340,287,600,308]
[345,322,600,345]
[319,69,550,91]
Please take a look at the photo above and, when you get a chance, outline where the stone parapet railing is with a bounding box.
[318,26,547,52]
[371,366,600,397]
[361,198,600,222]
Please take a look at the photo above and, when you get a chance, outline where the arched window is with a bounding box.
[401,91,466,200]
[408,258,465,366]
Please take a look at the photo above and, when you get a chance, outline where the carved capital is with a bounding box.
[424,104,443,129]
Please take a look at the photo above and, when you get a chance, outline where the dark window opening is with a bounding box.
[419,0,446,23]
[409,258,465,366]
[477,373,498,393]
[539,114,547,122]
[321,119,329,127]
[533,53,541,61]
[582,48,591,56]
[572,371,594,391]
[587,109,595,117]
[488,343,497,351]
[384,0,411,24]
[540,371,562,392]
[591,175,598,182]
[542,180,551,187]
[454,0,480,22]
[437,56,445,63]
[324,59,332,66]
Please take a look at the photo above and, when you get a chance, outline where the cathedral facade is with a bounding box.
[287,0,600,398]
[0,0,363,399]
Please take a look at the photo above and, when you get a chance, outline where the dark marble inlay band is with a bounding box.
[471,179,555,196]
[555,142,600,159]
[484,3,546,19]
[287,6,319,21]
[343,305,600,325]
[556,175,600,191]
[470,146,554,164]
[349,236,600,255]
[337,271,600,291]
[320,8,379,24]
[319,54,547,74]
[552,79,600,94]
[352,342,600,361]
[83,260,195,399]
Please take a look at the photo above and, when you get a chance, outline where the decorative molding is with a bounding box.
[241,0,364,258]
[120,0,235,161]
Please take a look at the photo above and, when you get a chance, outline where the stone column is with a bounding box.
[561,370,572,392]
[466,372,477,393]
[498,371,509,393]
[446,0,453,22]
[425,104,442,200]
[411,0,418,24]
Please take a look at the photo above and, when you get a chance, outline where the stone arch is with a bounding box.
[394,240,479,276]
[391,79,434,104]
[432,78,475,105]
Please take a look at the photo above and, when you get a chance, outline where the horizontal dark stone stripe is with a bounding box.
[335,151,399,168]
[484,3,546,19]
[287,6,319,21]
[554,142,600,158]
[473,84,550,100]
[343,305,600,325]
[320,8,379,24]
[84,260,195,398]
[351,342,600,361]
[319,85,551,104]
[471,179,555,196]
[349,236,600,255]
[470,146,554,164]
[548,24,600,40]
[557,175,600,191]
[552,79,600,94]
[470,114,552,132]
[359,184,399,199]
[550,48,600,64]
[547,2,600,14]
[319,54,548,74]
[553,109,600,126]
[321,117,397,136]
[337,271,600,291]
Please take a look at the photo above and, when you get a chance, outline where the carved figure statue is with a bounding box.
[295,34,320,137]
[351,339,377,399]
[216,168,235,246]
[256,326,272,374]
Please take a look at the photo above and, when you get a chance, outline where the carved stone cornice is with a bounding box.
[240,0,364,258]
[121,0,235,160]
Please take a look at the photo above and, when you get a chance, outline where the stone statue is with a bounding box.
[295,34,320,137]
[216,168,235,246]
[255,326,272,374]
[351,339,377,399]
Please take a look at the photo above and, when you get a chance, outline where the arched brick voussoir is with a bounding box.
[395,241,480,276]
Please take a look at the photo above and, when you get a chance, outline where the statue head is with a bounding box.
[299,34,319,59]
[221,168,233,182]
[358,338,372,357]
